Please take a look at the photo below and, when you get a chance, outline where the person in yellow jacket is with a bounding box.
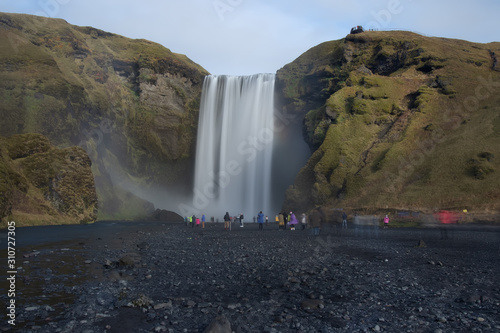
[278,213,285,230]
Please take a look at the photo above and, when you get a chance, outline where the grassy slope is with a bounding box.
[280,31,500,216]
[0,13,209,221]
[0,133,98,227]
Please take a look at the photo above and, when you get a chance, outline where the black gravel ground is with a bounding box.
[2,221,500,333]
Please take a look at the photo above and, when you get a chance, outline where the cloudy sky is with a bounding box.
[2,0,499,75]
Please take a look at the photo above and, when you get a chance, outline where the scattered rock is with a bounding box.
[203,315,231,333]
[23,251,40,258]
[14,223,500,333]
[153,300,173,310]
[415,239,427,248]
[25,306,39,311]
[137,241,149,250]
[129,294,154,308]
[301,299,324,310]
[118,253,141,267]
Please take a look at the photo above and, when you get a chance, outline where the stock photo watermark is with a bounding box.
[212,0,244,21]
[6,221,17,326]
[35,0,72,18]
[6,0,72,53]
[77,118,114,153]
[365,0,413,31]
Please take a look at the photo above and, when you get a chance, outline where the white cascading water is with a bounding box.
[191,74,276,219]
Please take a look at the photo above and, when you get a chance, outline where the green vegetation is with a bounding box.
[0,133,97,227]
[2,13,498,224]
[278,31,500,217]
[0,12,209,223]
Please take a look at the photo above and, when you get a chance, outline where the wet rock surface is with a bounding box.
[2,222,500,332]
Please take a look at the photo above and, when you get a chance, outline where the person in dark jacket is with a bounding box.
[224,212,231,230]
[342,212,348,228]
[308,207,323,236]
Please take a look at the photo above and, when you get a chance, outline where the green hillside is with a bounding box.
[1,13,499,224]
[277,31,500,218]
[0,12,209,221]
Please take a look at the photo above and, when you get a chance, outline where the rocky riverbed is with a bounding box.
[2,221,500,332]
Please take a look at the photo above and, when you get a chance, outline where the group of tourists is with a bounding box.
[275,211,307,231]
[183,209,467,239]
[183,214,207,228]
[184,210,323,235]
[183,208,394,236]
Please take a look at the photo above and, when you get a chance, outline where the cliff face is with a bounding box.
[277,31,500,214]
[0,13,209,219]
[0,133,97,227]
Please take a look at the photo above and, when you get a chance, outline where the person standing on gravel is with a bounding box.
[300,213,307,230]
[257,211,265,230]
[278,213,285,230]
[309,207,323,236]
[383,214,389,229]
[289,212,298,230]
[224,212,231,230]
[342,212,348,228]
[437,210,454,239]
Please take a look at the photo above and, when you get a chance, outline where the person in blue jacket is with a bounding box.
[257,211,265,230]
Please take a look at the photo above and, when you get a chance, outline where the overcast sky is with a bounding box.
[2,0,499,75]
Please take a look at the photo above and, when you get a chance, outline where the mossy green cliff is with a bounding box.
[0,133,97,227]
[2,12,499,223]
[0,12,209,220]
[277,31,500,215]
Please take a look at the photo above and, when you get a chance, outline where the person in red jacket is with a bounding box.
[437,210,455,239]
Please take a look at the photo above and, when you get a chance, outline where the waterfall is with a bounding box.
[190,74,276,218]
